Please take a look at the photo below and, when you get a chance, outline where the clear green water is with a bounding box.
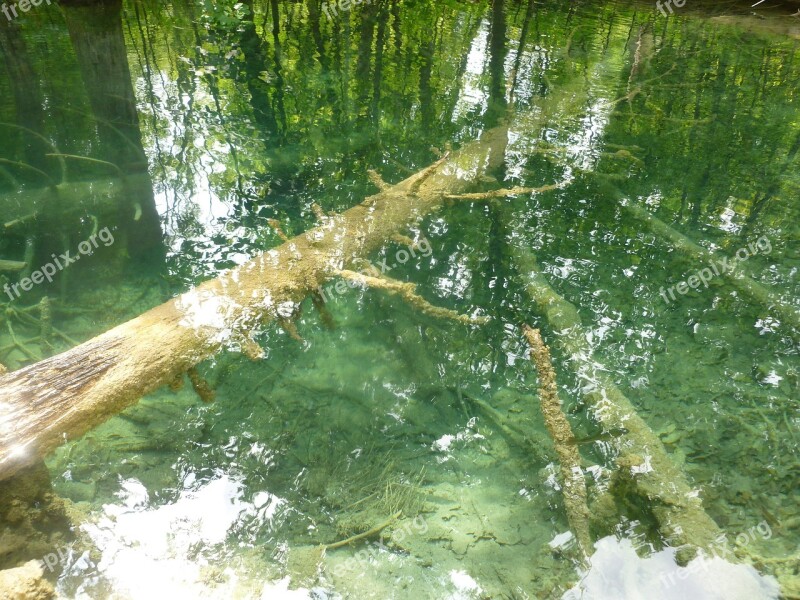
[0,0,798,598]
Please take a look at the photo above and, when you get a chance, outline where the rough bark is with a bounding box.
[523,325,593,557]
[0,126,509,482]
[0,560,55,600]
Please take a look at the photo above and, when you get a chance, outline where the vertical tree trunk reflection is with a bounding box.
[60,0,164,261]
[0,18,49,177]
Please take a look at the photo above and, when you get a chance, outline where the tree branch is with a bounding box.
[445,181,565,201]
[338,270,488,325]
[367,169,391,191]
[409,151,450,194]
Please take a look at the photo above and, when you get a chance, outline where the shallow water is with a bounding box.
[0,0,798,598]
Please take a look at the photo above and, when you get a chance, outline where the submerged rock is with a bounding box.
[0,560,55,600]
[0,462,73,572]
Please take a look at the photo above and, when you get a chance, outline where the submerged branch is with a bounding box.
[324,511,402,550]
[445,181,565,201]
[0,159,56,188]
[0,260,26,273]
[0,123,67,183]
[45,154,124,178]
[523,325,593,557]
[338,270,488,325]
[620,197,800,336]
[512,247,723,562]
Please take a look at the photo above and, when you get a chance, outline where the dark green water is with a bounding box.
[0,0,798,598]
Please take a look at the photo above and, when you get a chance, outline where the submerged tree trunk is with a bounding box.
[511,244,723,561]
[0,126,510,482]
[597,178,800,337]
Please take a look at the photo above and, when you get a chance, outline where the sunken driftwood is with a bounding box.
[0,126,511,482]
[523,325,593,557]
[288,511,402,584]
[512,248,723,561]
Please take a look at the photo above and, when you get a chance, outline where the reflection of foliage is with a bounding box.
[198,0,249,29]
[121,0,494,280]
[600,18,800,235]
[118,0,651,287]
[1,1,797,268]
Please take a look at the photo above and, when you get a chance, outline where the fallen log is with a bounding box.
[597,178,800,336]
[0,125,511,482]
[511,245,723,562]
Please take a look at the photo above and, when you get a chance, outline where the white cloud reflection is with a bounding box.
[64,475,303,599]
[563,536,780,600]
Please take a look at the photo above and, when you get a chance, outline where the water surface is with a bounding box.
[0,0,798,598]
